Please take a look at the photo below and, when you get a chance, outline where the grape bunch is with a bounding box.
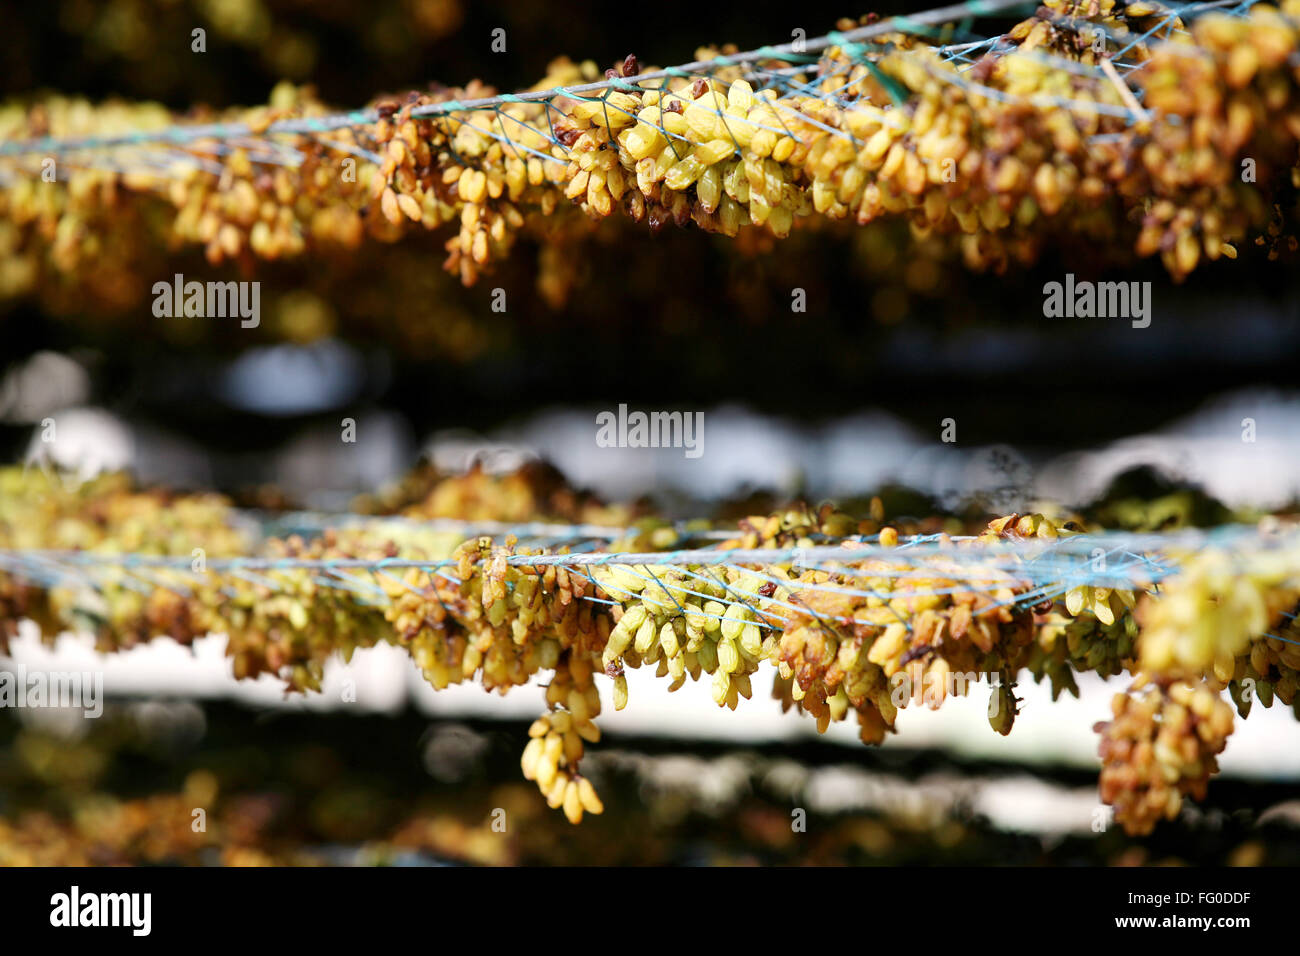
[4,0,1300,315]
[3,463,1299,833]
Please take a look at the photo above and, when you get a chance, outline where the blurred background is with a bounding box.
[2,0,1300,864]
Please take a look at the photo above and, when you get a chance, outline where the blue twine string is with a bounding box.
[4,524,1288,638]
[2,0,1244,173]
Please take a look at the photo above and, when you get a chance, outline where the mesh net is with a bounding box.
[1,0,1295,293]
[3,463,1299,834]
